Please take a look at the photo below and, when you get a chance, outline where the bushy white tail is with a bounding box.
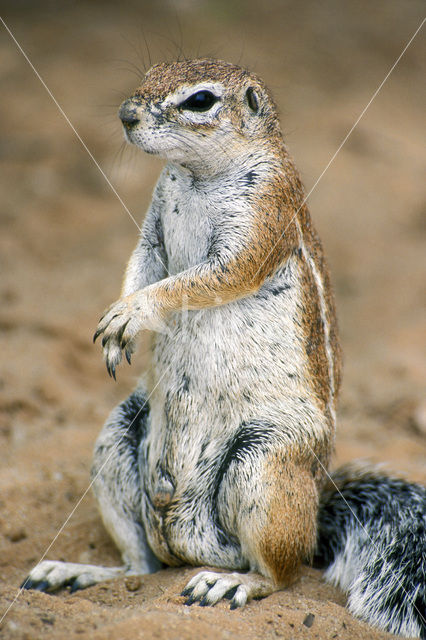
[316,462,425,639]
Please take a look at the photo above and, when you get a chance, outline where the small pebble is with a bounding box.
[125,576,142,592]
[7,527,27,543]
[303,613,315,628]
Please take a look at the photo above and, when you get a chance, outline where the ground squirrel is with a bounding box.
[23,59,425,638]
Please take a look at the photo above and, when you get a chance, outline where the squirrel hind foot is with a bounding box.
[181,569,275,609]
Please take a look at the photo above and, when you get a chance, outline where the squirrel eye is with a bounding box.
[180,90,218,112]
[246,87,259,113]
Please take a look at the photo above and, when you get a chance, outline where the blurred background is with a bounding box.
[0,0,425,627]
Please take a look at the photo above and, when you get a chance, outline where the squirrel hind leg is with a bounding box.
[216,426,320,592]
[91,386,161,575]
[185,449,320,609]
[22,388,161,595]
[249,453,319,587]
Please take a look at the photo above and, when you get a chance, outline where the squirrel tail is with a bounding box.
[316,461,425,639]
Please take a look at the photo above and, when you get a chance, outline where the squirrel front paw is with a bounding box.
[93,290,162,378]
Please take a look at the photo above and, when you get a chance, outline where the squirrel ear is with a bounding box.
[246,87,259,113]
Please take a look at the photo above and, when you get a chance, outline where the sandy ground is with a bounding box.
[0,1,425,638]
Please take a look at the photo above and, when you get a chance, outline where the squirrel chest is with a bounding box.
[159,167,247,274]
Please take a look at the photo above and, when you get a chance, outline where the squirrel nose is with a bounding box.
[119,99,140,127]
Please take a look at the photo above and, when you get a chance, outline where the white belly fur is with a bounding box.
[140,257,328,564]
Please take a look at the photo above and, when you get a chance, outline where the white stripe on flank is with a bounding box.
[294,218,336,425]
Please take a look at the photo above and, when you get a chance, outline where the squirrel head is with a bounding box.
[119,59,281,173]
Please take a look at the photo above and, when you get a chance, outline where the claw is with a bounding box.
[70,580,84,594]
[93,328,102,343]
[116,319,130,347]
[34,580,50,592]
[102,334,109,348]
[224,586,238,600]
[125,349,132,365]
[181,586,194,598]
[20,578,33,590]
[106,361,116,380]
[184,594,196,606]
